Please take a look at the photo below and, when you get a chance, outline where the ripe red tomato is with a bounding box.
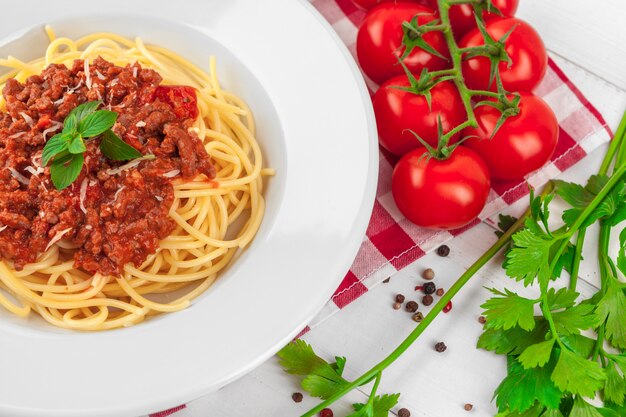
[373,76,465,156]
[356,3,450,85]
[463,93,558,180]
[352,0,431,9]
[447,0,519,40]
[460,17,547,92]
[392,146,491,229]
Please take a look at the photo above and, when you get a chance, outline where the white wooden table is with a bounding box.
[177,1,626,416]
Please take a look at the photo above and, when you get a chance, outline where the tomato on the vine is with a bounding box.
[460,17,547,92]
[392,146,491,229]
[463,93,558,180]
[356,3,450,85]
[446,0,519,40]
[373,76,465,156]
[351,0,431,10]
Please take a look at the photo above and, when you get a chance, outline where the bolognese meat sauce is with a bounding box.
[0,57,215,276]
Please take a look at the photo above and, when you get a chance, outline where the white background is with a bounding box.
[179,0,626,416]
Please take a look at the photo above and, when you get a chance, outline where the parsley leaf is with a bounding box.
[495,355,562,413]
[604,361,626,406]
[551,349,606,398]
[496,214,519,238]
[560,334,595,358]
[617,228,626,276]
[552,303,598,335]
[546,287,579,311]
[481,288,537,331]
[350,394,400,417]
[518,339,556,369]
[478,320,549,355]
[50,153,84,190]
[569,396,604,417]
[595,279,626,349]
[505,225,554,287]
[99,130,142,161]
[277,340,349,400]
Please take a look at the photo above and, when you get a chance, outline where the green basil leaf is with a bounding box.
[63,113,78,134]
[78,110,117,138]
[99,130,142,161]
[42,132,73,165]
[68,136,87,154]
[50,153,84,190]
[67,100,102,125]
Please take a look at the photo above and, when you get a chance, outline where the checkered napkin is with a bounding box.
[149,1,610,415]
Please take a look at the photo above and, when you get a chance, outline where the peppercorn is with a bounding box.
[436,288,444,296]
[464,403,474,411]
[478,316,487,324]
[405,301,419,312]
[435,342,447,352]
[422,282,436,295]
[422,268,435,280]
[422,294,433,306]
[395,294,405,303]
[292,392,303,403]
[412,312,424,322]
[382,277,390,283]
[398,408,411,417]
[437,245,450,257]
[320,408,334,417]
[393,302,402,310]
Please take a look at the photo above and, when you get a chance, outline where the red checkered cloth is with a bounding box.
[149,1,610,415]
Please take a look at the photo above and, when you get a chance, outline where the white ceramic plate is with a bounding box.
[0,1,377,416]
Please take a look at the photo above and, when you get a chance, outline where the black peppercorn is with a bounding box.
[395,294,405,303]
[292,392,303,403]
[398,408,411,417]
[435,342,447,352]
[405,301,419,313]
[422,294,434,306]
[437,245,450,257]
[423,282,436,295]
[422,268,435,280]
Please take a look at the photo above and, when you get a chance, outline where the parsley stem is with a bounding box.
[366,372,382,406]
[301,206,531,417]
[568,229,586,291]
[599,110,626,176]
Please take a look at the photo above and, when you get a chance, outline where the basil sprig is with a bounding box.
[42,101,142,190]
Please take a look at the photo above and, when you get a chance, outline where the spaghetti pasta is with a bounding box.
[0,27,272,330]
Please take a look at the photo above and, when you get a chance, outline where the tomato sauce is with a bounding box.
[0,57,215,276]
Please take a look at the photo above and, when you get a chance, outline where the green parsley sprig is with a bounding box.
[42,100,142,190]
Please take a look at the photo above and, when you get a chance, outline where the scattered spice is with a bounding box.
[422,268,435,280]
[405,301,419,313]
[436,245,450,257]
[382,277,391,283]
[435,342,447,353]
[478,316,487,324]
[414,285,424,292]
[320,408,334,417]
[422,295,434,306]
[398,408,411,417]
[393,302,402,310]
[464,403,474,411]
[443,301,453,313]
[422,282,436,295]
[292,392,303,403]
[395,294,406,303]
[412,312,424,322]
[436,288,445,296]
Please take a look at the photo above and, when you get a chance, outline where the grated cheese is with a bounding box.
[0,226,6,232]
[135,121,146,128]
[79,178,88,214]
[133,67,138,78]
[8,132,25,139]
[45,227,73,252]
[85,225,93,231]
[84,60,92,89]
[113,185,126,202]
[105,155,155,176]
[95,70,106,80]
[24,166,43,176]
[53,97,65,106]
[19,112,33,126]
[42,121,63,140]
[155,196,163,202]
[162,169,180,178]
[8,167,29,185]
